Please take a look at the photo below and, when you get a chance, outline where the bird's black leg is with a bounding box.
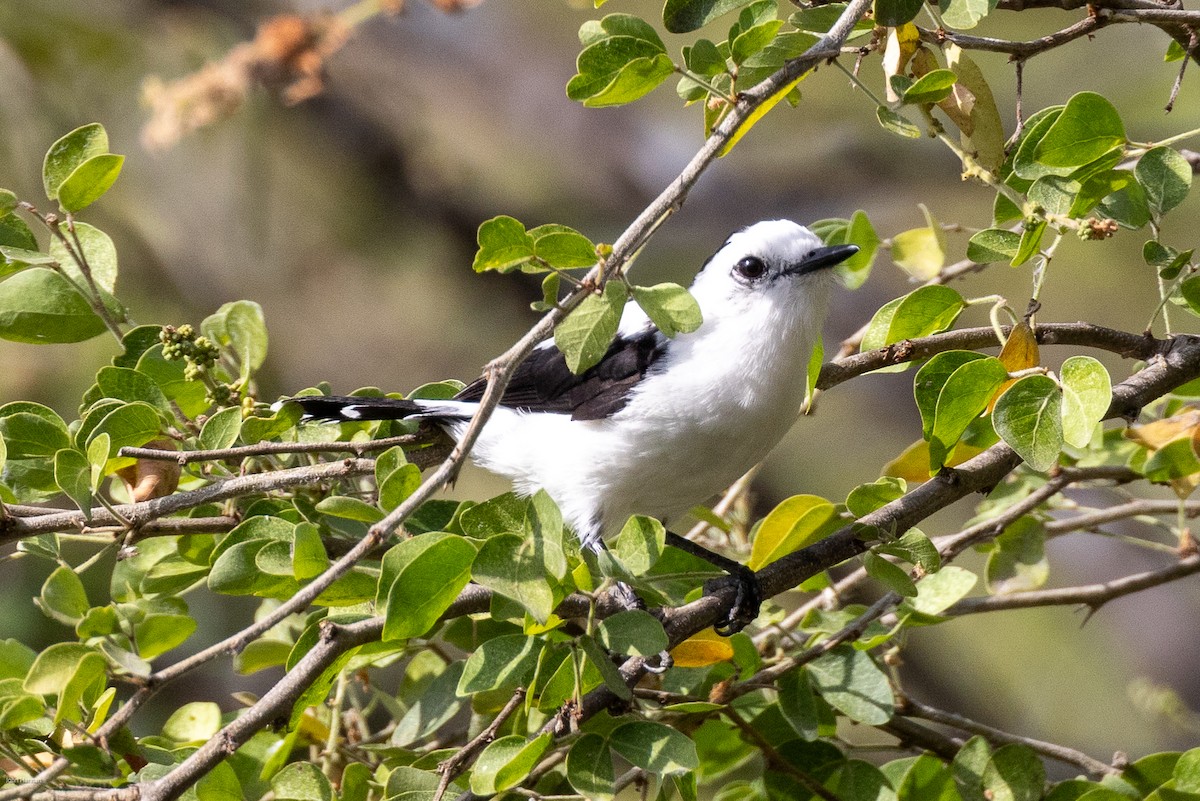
[664,531,762,636]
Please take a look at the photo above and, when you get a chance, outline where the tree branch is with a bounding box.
[898,695,1120,777]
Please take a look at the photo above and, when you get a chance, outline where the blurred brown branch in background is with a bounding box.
[140,0,482,151]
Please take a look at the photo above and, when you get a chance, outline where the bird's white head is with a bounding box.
[688,219,858,332]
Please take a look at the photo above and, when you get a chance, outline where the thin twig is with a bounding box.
[899,695,1120,777]
[436,688,528,801]
[118,431,446,464]
[947,554,1200,614]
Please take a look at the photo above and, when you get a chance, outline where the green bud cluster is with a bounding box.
[160,325,220,367]
[160,324,240,406]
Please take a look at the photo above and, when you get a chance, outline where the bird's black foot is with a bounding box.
[703,563,763,636]
[664,531,763,636]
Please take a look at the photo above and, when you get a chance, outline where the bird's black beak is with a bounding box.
[786,243,859,276]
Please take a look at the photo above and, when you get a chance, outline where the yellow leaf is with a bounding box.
[1126,407,1200,450]
[670,629,735,667]
[943,45,1005,172]
[720,73,808,157]
[987,321,1040,413]
[747,494,835,570]
[882,24,921,102]
[884,439,987,483]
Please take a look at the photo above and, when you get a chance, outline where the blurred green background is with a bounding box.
[1,0,1198,763]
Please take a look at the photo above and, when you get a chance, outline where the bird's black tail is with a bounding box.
[286,395,426,422]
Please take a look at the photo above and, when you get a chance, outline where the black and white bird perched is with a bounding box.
[289,220,857,634]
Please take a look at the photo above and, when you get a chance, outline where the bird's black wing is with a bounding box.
[455,325,668,421]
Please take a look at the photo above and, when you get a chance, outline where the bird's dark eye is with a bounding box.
[734,256,767,281]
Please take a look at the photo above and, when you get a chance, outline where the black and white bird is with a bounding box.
[289,220,857,633]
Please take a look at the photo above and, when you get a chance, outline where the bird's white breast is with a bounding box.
[462,272,831,545]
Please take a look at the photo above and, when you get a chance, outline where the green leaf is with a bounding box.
[272,762,333,801]
[471,733,552,795]
[96,366,171,416]
[1059,356,1111,448]
[163,701,222,742]
[1180,275,1200,317]
[579,635,633,700]
[902,69,957,105]
[985,516,1048,594]
[1143,436,1200,483]
[833,210,880,289]
[1028,175,1077,217]
[861,286,966,353]
[1136,146,1192,218]
[46,221,119,294]
[779,669,820,740]
[875,0,924,25]
[379,463,421,512]
[53,449,92,516]
[663,0,756,33]
[747,494,836,570]
[473,215,536,272]
[136,345,210,418]
[875,529,941,573]
[983,744,1045,801]
[554,280,626,374]
[458,491,526,538]
[568,15,674,107]
[596,609,669,657]
[86,433,110,491]
[846,476,906,517]
[379,532,476,640]
[609,720,699,774]
[57,154,124,213]
[457,633,539,694]
[731,19,783,67]
[897,754,959,801]
[43,123,109,200]
[614,515,666,574]
[1011,219,1047,267]
[199,406,243,451]
[568,733,615,800]
[24,643,106,724]
[0,267,106,344]
[1033,92,1125,168]
[807,645,893,724]
[864,551,918,597]
[204,300,268,382]
[917,353,1009,472]
[0,403,70,458]
[530,224,597,269]
[134,608,196,659]
[790,3,877,34]
[290,522,329,581]
[0,245,55,280]
[472,533,557,624]
[39,566,90,625]
[992,375,1063,472]
[1097,173,1151,229]
[631,283,702,337]
[86,402,164,462]
[1176,748,1200,792]
[315,495,384,523]
[392,660,464,747]
[967,229,1021,263]
[952,736,992,801]
[1011,106,1068,181]
[901,566,977,617]
[939,0,998,28]
[876,106,921,139]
